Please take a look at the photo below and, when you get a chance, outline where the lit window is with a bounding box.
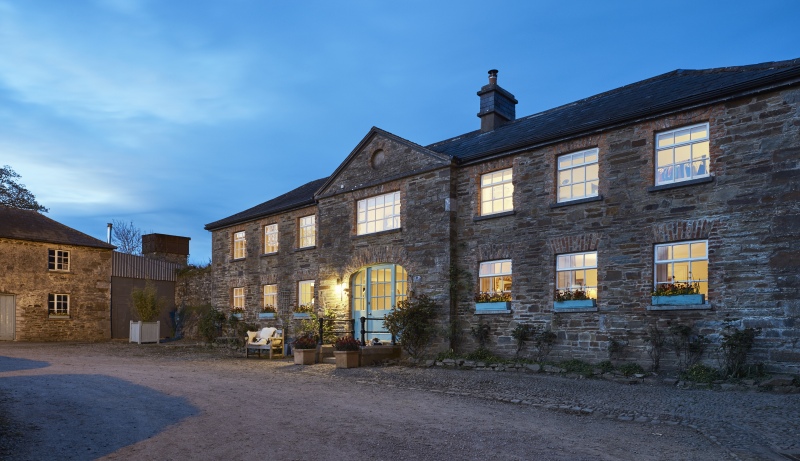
[48,294,69,316]
[480,168,513,216]
[557,148,599,202]
[479,260,512,296]
[299,215,316,248]
[233,287,245,309]
[357,191,401,235]
[556,252,598,299]
[48,249,70,271]
[655,240,708,298]
[264,224,278,254]
[263,284,277,310]
[298,280,315,307]
[655,123,710,185]
[233,231,246,259]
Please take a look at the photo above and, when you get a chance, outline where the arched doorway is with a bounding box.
[351,264,408,343]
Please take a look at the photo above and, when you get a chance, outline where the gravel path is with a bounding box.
[0,342,797,460]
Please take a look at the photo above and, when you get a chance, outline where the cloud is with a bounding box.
[0,1,261,125]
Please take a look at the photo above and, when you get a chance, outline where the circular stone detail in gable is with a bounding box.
[371,149,386,169]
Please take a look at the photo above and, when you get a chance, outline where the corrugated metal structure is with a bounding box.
[112,252,182,281]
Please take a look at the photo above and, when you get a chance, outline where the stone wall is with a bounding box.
[453,87,800,373]
[0,237,112,341]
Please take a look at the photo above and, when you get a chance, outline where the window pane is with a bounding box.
[674,128,691,144]
[693,141,709,160]
[559,170,572,186]
[586,164,599,181]
[690,241,707,258]
[584,150,598,164]
[657,149,673,167]
[690,260,708,281]
[657,132,674,148]
[586,269,597,286]
[675,145,691,163]
[559,156,572,169]
[691,125,708,140]
[558,186,570,201]
[584,252,597,267]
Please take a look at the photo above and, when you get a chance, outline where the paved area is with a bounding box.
[0,342,797,460]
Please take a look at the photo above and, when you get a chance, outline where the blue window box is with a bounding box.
[651,294,705,306]
[475,301,511,313]
[553,299,597,311]
[258,312,276,319]
[293,312,311,319]
[232,313,243,319]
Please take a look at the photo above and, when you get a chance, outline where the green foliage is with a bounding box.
[470,319,491,349]
[560,359,594,376]
[383,294,439,359]
[465,347,502,363]
[295,313,319,339]
[131,281,164,322]
[435,349,459,361]
[294,304,314,314]
[719,326,758,378]
[554,287,590,301]
[198,305,225,343]
[597,360,614,373]
[474,292,511,303]
[682,363,720,383]
[643,325,666,372]
[652,281,700,296]
[668,323,709,371]
[320,308,339,344]
[618,363,645,377]
[511,324,533,357]
[531,328,557,362]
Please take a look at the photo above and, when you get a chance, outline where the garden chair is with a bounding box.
[245,327,284,359]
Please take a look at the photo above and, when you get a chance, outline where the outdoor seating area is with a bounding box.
[244,327,284,358]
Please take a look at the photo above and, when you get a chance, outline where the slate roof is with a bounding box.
[0,206,115,249]
[427,58,800,162]
[206,58,800,230]
[205,177,329,230]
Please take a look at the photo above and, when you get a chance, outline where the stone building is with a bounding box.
[0,206,115,341]
[206,59,800,372]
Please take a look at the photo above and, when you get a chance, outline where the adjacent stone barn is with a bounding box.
[0,206,115,341]
[206,58,800,373]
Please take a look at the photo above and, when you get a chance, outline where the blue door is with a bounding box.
[351,264,407,344]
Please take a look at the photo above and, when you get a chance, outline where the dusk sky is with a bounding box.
[2,0,798,264]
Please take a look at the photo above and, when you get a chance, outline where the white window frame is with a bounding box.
[556,251,598,299]
[655,122,710,185]
[357,191,401,235]
[233,231,246,259]
[264,224,278,254]
[233,287,245,309]
[557,148,599,202]
[480,168,514,216]
[48,293,69,316]
[298,215,316,248]
[478,259,513,296]
[654,240,708,298]
[298,280,315,308]
[48,249,70,271]
[263,284,277,309]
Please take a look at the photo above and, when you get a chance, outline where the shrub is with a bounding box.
[198,306,226,343]
[131,281,164,322]
[511,324,533,358]
[465,347,502,363]
[471,320,491,349]
[643,325,666,372]
[597,360,614,373]
[531,328,557,362]
[293,335,318,350]
[682,363,720,383]
[560,359,593,376]
[383,295,438,359]
[618,363,645,377]
[719,326,758,378]
[334,336,361,351]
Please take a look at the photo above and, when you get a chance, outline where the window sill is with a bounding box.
[474,309,511,315]
[473,210,515,222]
[293,246,317,253]
[49,315,70,320]
[261,252,279,257]
[231,257,245,262]
[647,304,711,311]
[647,176,714,192]
[549,195,603,209]
[352,227,402,239]
[48,270,72,273]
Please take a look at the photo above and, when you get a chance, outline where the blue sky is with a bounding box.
[2,0,798,264]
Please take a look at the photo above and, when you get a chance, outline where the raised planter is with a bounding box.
[293,348,316,365]
[553,299,597,311]
[475,301,511,313]
[293,312,311,319]
[651,294,705,306]
[334,350,360,368]
[258,312,276,319]
[129,321,160,344]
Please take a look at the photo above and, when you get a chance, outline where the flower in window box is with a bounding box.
[651,281,700,297]
[293,304,314,314]
[474,292,511,303]
[554,287,591,302]
[261,304,277,314]
[231,306,245,314]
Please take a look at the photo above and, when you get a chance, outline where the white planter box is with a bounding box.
[130,321,160,344]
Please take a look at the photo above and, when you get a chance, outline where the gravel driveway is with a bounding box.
[0,342,797,460]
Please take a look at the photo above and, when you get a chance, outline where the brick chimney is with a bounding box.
[142,233,190,266]
[477,69,518,132]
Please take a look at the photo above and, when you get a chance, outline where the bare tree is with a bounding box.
[0,165,48,212]
[111,219,142,255]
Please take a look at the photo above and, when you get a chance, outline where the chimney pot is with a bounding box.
[477,69,517,132]
[488,69,498,85]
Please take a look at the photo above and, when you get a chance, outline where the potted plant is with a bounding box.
[474,292,511,312]
[553,287,596,310]
[293,334,318,365]
[129,281,163,344]
[231,306,245,319]
[293,304,313,319]
[258,304,277,319]
[333,336,361,368]
[651,281,704,306]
